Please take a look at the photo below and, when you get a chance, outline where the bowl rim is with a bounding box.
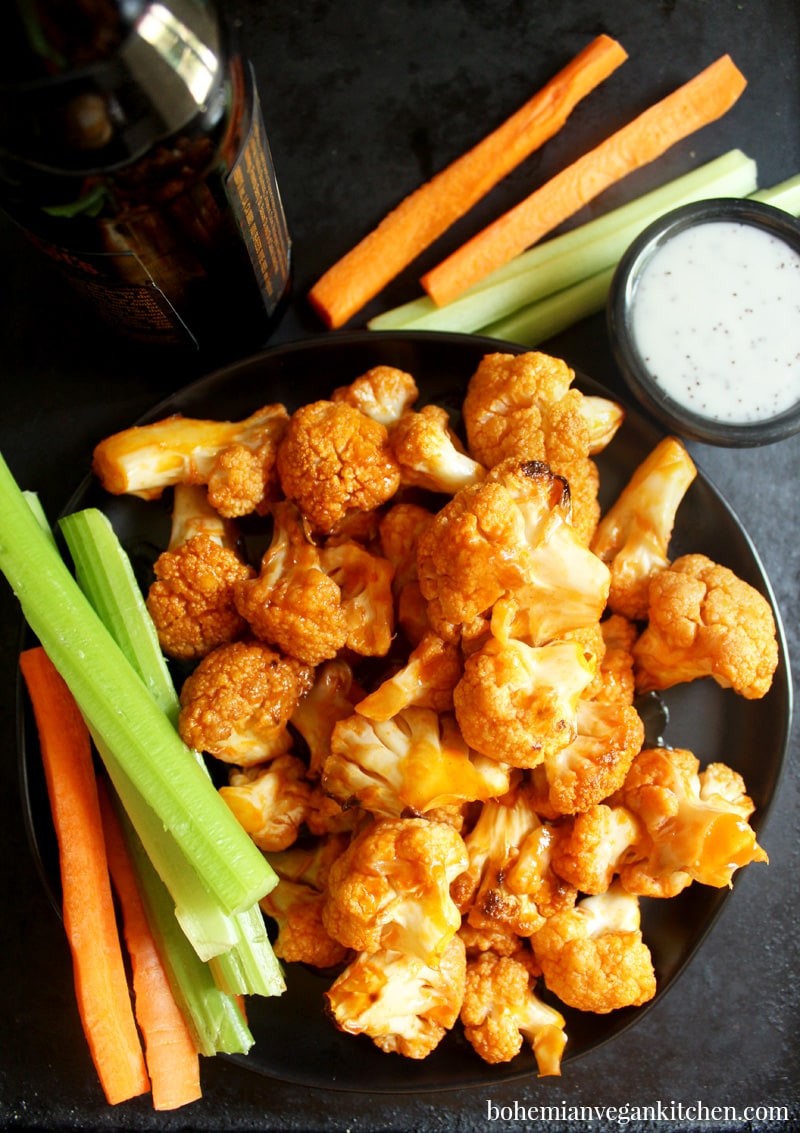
[607,196,800,447]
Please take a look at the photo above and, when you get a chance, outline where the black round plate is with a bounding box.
[17,330,792,1094]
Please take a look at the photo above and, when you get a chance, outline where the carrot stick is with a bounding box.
[307,34,628,328]
[421,54,747,306]
[97,779,203,1111]
[19,646,150,1107]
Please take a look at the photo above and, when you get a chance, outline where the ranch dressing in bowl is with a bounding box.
[631,221,800,424]
[608,198,800,446]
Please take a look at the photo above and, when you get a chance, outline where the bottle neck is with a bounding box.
[0,0,229,176]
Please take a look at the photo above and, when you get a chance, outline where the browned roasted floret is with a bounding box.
[289,658,363,778]
[321,816,468,966]
[331,365,419,427]
[391,403,486,494]
[611,746,769,895]
[462,350,622,471]
[318,539,395,657]
[461,949,567,1073]
[531,884,656,1014]
[146,484,256,661]
[324,935,466,1060]
[93,403,289,500]
[591,436,697,621]
[233,500,349,666]
[178,639,313,765]
[633,553,779,699]
[219,753,313,852]
[275,399,401,533]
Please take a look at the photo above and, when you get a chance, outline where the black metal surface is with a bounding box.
[1,2,798,1130]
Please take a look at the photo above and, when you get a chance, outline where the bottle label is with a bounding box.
[24,235,195,346]
[226,69,291,317]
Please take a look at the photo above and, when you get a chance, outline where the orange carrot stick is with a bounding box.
[19,647,150,1107]
[307,34,628,328]
[97,779,203,1112]
[421,54,747,306]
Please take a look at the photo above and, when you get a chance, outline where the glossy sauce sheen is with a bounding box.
[631,220,800,423]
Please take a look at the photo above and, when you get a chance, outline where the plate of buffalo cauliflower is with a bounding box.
[25,331,790,1091]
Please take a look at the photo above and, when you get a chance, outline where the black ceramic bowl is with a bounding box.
[607,197,800,446]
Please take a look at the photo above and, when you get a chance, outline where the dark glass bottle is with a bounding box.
[0,0,291,358]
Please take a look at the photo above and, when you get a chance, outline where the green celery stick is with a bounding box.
[482,267,615,346]
[60,509,180,725]
[0,452,274,917]
[481,174,800,347]
[60,506,282,987]
[114,795,255,1057]
[750,171,800,215]
[367,148,758,333]
[210,903,285,998]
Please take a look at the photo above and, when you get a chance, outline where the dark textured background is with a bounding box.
[0,1,797,1130]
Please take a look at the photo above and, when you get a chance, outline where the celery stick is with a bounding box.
[60,509,180,726]
[481,174,800,347]
[481,267,615,347]
[115,796,255,1057]
[367,149,758,334]
[210,903,285,998]
[0,452,274,916]
[60,506,282,985]
[751,172,800,216]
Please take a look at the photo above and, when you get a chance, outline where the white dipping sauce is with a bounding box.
[630,219,800,424]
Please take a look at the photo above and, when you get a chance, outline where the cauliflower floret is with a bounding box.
[612,747,768,894]
[355,632,462,721]
[93,403,289,500]
[453,634,597,768]
[452,786,576,939]
[591,436,697,621]
[234,500,349,666]
[321,816,468,966]
[531,697,645,817]
[461,950,567,1074]
[146,485,256,660]
[275,399,401,533]
[261,879,350,969]
[391,404,486,494]
[462,351,622,470]
[325,935,466,1060]
[483,461,610,647]
[590,614,638,705]
[417,458,609,646]
[557,456,601,545]
[379,501,437,646]
[323,707,512,818]
[458,920,529,960]
[261,833,352,968]
[331,365,419,427]
[551,803,643,895]
[531,883,656,1013]
[318,539,395,657]
[633,553,779,699]
[289,658,363,778]
[219,753,313,852]
[178,639,313,765]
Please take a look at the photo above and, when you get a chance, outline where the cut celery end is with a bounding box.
[60,505,281,971]
[479,173,800,348]
[480,267,615,346]
[368,149,758,334]
[92,728,240,961]
[0,452,275,917]
[751,172,800,216]
[209,904,285,999]
[60,508,180,726]
[115,796,255,1058]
